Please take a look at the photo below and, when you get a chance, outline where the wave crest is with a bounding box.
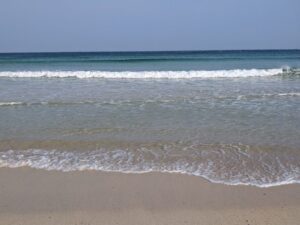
[0,69,284,79]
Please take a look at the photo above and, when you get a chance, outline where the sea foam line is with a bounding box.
[0,148,299,188]
[1,92,300,108]
[0,69,284,79]
[0,102,23,106]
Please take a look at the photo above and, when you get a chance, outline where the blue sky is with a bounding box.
[0,0,299,52]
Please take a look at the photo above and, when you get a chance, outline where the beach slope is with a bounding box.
[0,168,300,225]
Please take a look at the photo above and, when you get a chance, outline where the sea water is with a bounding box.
[0,50,300,187]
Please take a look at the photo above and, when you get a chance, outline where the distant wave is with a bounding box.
[0,68,286,79]
[0,146,299,188]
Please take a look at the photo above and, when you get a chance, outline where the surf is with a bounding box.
[1,146,299,188]
[0,68,285,79]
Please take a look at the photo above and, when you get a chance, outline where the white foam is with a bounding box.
[236,92,300,100]
[1,91,300,108]
[0,69,283,79]
[0,102,23,106]
[277,92,300,96]
[0,148,299,188]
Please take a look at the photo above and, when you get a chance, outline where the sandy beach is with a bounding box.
[1,0,300,224]
[0,168,299,225]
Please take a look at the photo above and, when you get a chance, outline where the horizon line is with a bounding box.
[0,48,300,54]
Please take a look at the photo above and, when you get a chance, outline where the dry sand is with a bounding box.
[0,168,300,225]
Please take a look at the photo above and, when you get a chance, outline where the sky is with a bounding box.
[0,0,299,52]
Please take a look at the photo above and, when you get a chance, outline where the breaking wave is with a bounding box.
[0,68,286,79]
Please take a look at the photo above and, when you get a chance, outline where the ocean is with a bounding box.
[0,50,300,187]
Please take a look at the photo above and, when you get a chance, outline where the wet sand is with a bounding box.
[0,168,300,225]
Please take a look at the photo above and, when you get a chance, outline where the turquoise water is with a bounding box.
[1,50,300,71]
[0,50,300,187]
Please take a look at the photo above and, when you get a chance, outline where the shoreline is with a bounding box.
[1,141,299,188]
[1,168,300,225]
[0,165,299,188]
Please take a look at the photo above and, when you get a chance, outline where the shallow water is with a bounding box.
[0,50,300,187]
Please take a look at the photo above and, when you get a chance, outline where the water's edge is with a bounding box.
[1,146,299,188]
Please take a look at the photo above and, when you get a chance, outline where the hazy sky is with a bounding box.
[0,0,299,52]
